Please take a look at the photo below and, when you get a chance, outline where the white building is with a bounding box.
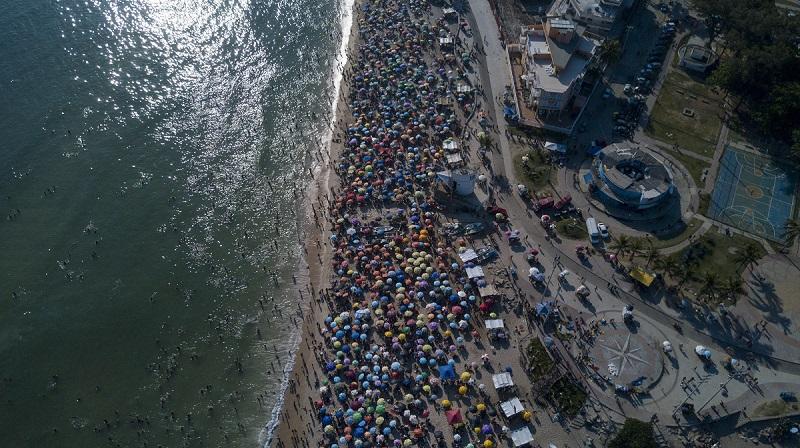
[520,19,598,119]
[550,0,634,35]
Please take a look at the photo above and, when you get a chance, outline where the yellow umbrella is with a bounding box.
[460,372,472,382]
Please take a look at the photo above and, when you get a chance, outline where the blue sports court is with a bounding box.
[709,146,796,242]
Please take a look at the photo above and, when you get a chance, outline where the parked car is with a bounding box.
[623,83,633,95]
[598,222,609,239]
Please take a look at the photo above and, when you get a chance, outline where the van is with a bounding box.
[586,217,601,244]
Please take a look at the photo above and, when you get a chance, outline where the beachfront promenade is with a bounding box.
[269,0,800,447]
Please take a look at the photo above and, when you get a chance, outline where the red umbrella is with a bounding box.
[445,409,463,425]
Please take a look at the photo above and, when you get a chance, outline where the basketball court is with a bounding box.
[709,146,796,242]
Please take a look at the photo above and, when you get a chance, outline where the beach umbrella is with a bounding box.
[445,409,463,425]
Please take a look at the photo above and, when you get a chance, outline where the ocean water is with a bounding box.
[0,0,347,446]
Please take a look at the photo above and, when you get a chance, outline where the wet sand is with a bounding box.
[267,1,360,447]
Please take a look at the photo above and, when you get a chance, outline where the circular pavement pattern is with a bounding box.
[591,325,662,388]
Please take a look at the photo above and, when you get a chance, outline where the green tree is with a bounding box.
[734,243,762,272]
[597,39,622,66]
[643,245,662,268]
[609,235,632,257]
[628,239,644,261]
[722,276,745,302]
[608,418,658,448]
[655,257,679,280]
[699,272,720,301]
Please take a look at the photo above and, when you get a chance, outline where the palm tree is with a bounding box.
[721,276,745,302]
[699,272,719,301]
[655,257,679,279]
[597,39,622,66]
[784,219,800,245]
[644,246,662,268]
[609,235,632,257]
[627,239,644,261]
[734,243,762,272]
[673,264,692,291]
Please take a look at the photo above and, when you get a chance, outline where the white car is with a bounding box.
[597,222,609,239]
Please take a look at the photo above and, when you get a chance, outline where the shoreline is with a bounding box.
[263,0,359,446]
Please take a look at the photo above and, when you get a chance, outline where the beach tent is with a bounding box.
[465,266,485,280]
[478,284,500,297]
[445,409,463,425]
[544,141,567,154]
[485,319,504,330]
[510,426,534,447]
[459,249,478,263]
[492,372,514,389]
[438,364,457,381]
[500,397,524,418]
[456,84,473,94]
[446,153,464,166]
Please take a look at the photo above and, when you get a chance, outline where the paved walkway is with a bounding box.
[464,0,800,440]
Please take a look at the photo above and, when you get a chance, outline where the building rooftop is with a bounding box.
[523,23,597,94]
[599,145,673,194]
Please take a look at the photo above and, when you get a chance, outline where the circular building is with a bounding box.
[678,44,717,74]
[589,145,674,210]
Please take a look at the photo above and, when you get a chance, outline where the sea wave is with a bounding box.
[257,0,355,445]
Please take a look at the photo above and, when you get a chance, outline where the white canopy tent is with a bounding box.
[500,397,524,418]
[485,319,505,330]
[492,372,514,389]
[478,284,500,297]
[510,426,534,447]
[544,141,567,154]
[458,249,478,263]
[446,153,464,166]
[465,266,485,279]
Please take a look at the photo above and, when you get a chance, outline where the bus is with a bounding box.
[586,217,600,244]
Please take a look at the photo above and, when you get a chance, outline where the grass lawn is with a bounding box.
[659,145,709,187]
[525,338,554,381]
[668,228,766,299]
[548,378,587,417]
[632,217,704,250]
[646,70,723,158]
[513,149,555,193]
[698,192,711,216]
[555,218,588,240]
[753,399,799,417]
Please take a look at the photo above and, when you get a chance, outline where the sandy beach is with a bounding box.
[271,1,537,447]
[267,1,361,447]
